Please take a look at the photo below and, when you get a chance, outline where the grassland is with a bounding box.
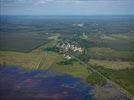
[0,37,90,80]
[88,47,134,70]
[86,34,134,51]
[90,64,134,96]
[0,51,41,70]
[89,47,134,62]
[49,60,90,79]
[0,38,57,70]
[87,45,134,95]
[0,31,50,52]
[0,33,134,96]
[0,15,134,99]
[89,59,134,70]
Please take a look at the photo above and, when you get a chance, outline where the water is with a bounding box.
[0,65,129,100]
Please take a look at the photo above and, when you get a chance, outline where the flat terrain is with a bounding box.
[90,64,134,96]
[90,59,133,70]
[0,41,89,80]
[0,15,134,98]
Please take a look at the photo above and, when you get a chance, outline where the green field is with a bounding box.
[89,47,134,62]
[0,39,58,70]
[90,64,134,96]
[90,59,134,70]
[0,16,134,98]
[0,38,88,78]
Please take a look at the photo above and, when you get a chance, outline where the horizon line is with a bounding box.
[1,14,134,16]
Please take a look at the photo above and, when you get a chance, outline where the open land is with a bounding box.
[0,15,134,99]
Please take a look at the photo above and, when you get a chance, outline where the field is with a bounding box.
[1,16,134,52]
[89,59,133,70]
[0,51,40,70]
[0,31,50,52]
[0,38,90,79]
[0,15,134,98]
[89,47,134,62]
[90,64,134,96]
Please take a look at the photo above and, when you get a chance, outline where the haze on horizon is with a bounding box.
[0,0,134,15]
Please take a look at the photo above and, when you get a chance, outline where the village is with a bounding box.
[57,42,83,60]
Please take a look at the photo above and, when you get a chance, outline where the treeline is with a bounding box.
[57,59,77,65]
[70,35,97,49]
[74,49,91,63]
[44,46,59,53]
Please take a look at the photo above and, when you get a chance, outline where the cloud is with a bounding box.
[0,0,134,15]
[0,0,132,4]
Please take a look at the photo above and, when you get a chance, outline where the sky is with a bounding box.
[0,0,134,15]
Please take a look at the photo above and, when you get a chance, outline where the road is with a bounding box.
[35,52,134,99]
[72,56,134,100]
[35,52,48,70]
